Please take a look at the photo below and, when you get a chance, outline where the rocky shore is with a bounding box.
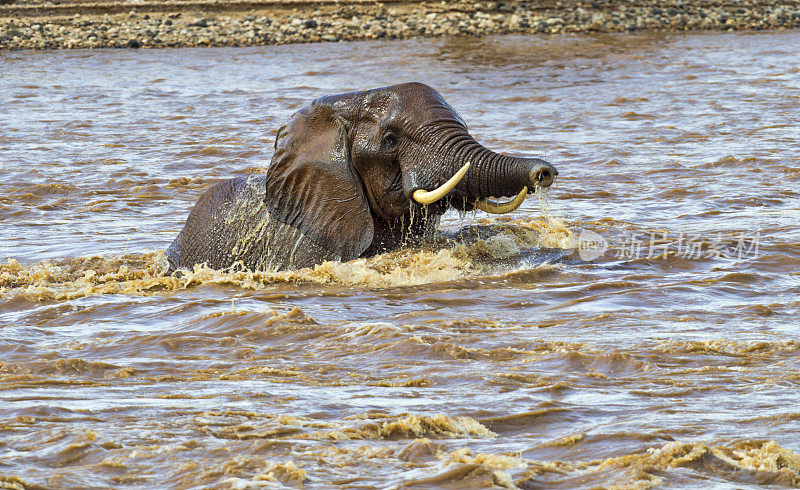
[2,0,800,50]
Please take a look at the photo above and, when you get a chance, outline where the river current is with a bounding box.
[1,31,799,488]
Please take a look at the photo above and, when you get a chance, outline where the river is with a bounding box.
[1,31,799,488]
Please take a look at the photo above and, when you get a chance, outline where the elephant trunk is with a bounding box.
[403,130,557,207]
[460,143,557,200]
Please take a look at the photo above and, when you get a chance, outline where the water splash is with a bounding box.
[0,219,576,300]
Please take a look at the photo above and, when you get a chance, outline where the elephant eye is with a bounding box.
[381,132,398,149]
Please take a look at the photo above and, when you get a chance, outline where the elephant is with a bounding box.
[166,82,558,273]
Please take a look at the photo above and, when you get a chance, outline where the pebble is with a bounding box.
[1,1,799,50]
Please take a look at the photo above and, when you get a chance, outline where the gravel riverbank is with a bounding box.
[1,1,800,50]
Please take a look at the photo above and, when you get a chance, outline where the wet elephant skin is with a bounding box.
[166,82,557,272]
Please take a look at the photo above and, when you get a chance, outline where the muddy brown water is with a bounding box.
[1,31,800,488]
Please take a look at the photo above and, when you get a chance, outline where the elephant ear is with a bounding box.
[264,103,374,263]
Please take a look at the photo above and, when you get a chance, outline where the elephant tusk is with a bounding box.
[412,162,471,205]
[475,186,528,214]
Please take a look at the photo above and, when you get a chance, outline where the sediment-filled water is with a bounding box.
[1,31,799,488]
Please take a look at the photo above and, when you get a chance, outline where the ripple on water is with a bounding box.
[2,30,800,488]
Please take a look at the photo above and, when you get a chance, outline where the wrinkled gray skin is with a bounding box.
[166,82,557,272]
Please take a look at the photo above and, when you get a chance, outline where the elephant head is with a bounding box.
[262,83,557,260]
[166,82,558,272]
